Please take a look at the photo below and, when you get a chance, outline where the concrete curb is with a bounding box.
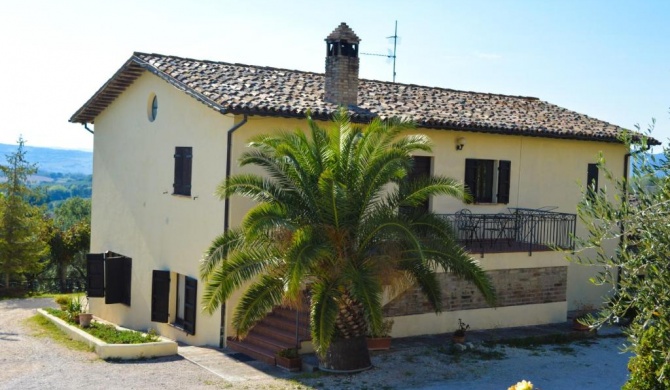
[38,309,177,360]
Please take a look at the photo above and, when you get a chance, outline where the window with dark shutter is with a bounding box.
[465,159,495,203]
[465,158,510,204]
[464,159,477,204]
[497,160,511,204]
[105,255,132,306]
[401,156,431,213]
[183,277,197,335]
[86,253,105,298]
[587,163,599,193]
[173,147,193,196]
[151,270,171,323]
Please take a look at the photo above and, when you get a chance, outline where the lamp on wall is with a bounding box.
[455,137,466,151]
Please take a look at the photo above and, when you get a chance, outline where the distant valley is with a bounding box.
[0,143,92,175]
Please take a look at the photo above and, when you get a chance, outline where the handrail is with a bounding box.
[439,209,576,256]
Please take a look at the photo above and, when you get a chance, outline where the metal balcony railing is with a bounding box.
[438,208,577,257]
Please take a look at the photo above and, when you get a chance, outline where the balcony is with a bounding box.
[438,208,577,257]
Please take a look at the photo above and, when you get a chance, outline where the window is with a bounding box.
[401,156,432,213]
[464,159,511,204]
[86,251,132,306]
[148,94,158,122]
[587,163,599,193]
[173,147,193,196]
[151,271,197,335]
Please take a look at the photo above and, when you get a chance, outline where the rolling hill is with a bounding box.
[0,143,92,175]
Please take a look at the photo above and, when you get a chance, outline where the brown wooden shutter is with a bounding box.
[587,163,599,192]
[151,270,171,323]
[121,256,132,306]
[183,149,192,194]
[464,159,477,203]
[86,253,105,298]
[105,255,132,306]
[183,277,197,335]
[410,156,431,212]
[173,147,193,196]
[497,160,511,204]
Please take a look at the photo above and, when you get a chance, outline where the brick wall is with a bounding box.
[382,266,567,317]
[324,56,359,106]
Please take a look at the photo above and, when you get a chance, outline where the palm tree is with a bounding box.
[200,110,496,372]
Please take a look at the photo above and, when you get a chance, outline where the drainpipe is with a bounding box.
[223,114,248,232]
[617,143,650,289]
[83,123,94,134]
[219,114,248,349]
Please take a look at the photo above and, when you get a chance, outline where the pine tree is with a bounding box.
[0,137,48,289]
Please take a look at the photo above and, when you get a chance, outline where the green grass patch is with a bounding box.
[43,308,159,344]
[552,345,576,355]
[24,314,93,352]
[468,348,507,360]
[499,333,586,349]
[85,323,158,344]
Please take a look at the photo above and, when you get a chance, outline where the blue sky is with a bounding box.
[0,0,667,151]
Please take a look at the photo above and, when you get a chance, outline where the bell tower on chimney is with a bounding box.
[324,23,360,107]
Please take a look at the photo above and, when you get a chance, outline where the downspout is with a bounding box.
[220,113,247,349]
[83,123,94,134]
[617,143,650,289]
[224,114,248,232]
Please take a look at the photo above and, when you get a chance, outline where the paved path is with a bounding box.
[178,344,293,383]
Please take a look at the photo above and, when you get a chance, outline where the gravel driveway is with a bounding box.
[0,298,228,390]
[1,297,632,389]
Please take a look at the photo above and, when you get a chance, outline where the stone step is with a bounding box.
[244,332,295,352]
[226,337,276,366]
[252,322,301,345]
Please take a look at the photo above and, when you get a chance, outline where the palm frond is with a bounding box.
[200,245,280,314]
[199,228,245,279]
[310,279,341,355]
[233,274,285,337]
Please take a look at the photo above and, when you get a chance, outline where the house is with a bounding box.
[70,23,646,354]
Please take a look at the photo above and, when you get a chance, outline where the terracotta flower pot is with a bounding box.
[366,336,392,351]
[276,355,302,372]
[453,334,466,344]
[79,313,93,328]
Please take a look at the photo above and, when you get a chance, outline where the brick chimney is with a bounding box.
[324,23,360,107]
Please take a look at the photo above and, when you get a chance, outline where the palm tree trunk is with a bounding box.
[319,335,371,373]
[319,294,372,372]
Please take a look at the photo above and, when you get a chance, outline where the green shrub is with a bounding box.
[54,295,70,310]
[623,326,670,390]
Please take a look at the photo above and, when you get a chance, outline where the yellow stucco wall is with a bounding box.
[90,71,230,346]
[89,70,627,345]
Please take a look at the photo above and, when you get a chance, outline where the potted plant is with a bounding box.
[366,319,394,351]
[78,297,93,328]
[453,318,469,344]
[572,303,594,331]
[66,296,83,324]
[275,348,302,372]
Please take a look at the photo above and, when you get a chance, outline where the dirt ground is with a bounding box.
[0,297,632,389]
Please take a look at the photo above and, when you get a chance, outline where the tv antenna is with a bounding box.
[361,20,399,82]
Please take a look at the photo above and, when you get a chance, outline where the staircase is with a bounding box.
[227,304,311,365]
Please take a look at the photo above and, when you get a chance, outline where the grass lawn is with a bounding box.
[24,314,93,353]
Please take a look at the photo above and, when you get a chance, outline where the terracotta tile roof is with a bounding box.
[70,52,655,144]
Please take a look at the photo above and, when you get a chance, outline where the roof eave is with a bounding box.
[69,56,146,124]
[69,53,229,125]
